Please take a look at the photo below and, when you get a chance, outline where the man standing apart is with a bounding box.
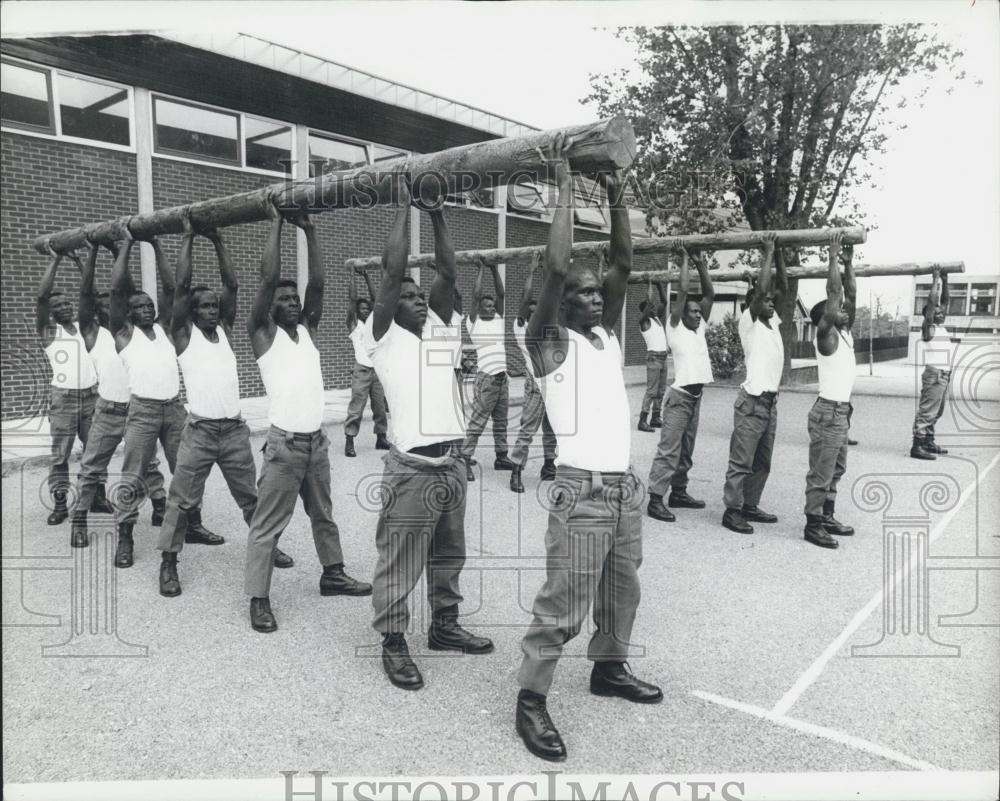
[636,278,669,432]
[367,187,493,691]
[36,245,98,525]
[910,271,952,460]
[244,201,370,634]
[509,254,558,493]
[458,257,516,480]
[803,232,858,549]
[646,248,714,522]
[69,238,165,548]
[721,232,786,535]
[343,266,389,458]
[110,226,185,568]
[516,141,661,764]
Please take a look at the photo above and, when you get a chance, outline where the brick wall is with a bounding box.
[1,132,138,420]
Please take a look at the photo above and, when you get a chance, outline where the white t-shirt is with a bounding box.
[738,308,754,358]
[349,321,374,368]
[366,308,466,452]
[512,319,537,379]
[742,312,784,395]
[667,319,714,388]
[919,323,956,370]
[468,314,507,375]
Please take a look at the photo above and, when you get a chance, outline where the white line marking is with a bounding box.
[770,451,1000,717]
[694,690,940,771]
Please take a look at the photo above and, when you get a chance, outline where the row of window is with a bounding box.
[1,57,610,226]
[913,283,998,316]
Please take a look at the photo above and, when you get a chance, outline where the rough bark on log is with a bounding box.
[343,226,868,271]
[627,261,965,284]
[33,116,636,255]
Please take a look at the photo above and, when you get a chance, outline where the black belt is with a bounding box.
[408,440,458,458]
[270,426,317,442]
[754,391,778,400]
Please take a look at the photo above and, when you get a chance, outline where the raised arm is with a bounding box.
[490,263,505,317]
[35,245,62,338]
[693,251,715,319]
[172,210,195,342]
[288,211,323,332]
[346,269,359,332]
[940,272,950,314]
[249,201,283,339]
[78,240,100,339]
[654,280,668,315]
[470,260,484,324]
[841,241,856,329]
[208,227,238,330]
[517,254,540,323]
[670,249,689,327]
[109,235,135,339]
[816,231,845,356]
[922,270,941,340]
[428,208,456,323]
[134,233,175,328]
[749,232,777,320]
[372,180,411,341]
[598,168,632,330]
[773,244,789,303]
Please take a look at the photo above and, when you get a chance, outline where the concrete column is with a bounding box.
[132,88,157,302]
[495,185,507,289]
[294,125,310,288]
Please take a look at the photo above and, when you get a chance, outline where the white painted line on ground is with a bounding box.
[770,451,1000,718]
[693,690,940,771]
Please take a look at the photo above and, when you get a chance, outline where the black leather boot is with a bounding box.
[668,488,706,509]
[494,452,515,470]
[741,505,778,523]
[466,459,476,482]
[722,508,753,534]
[150,496,166,526]
[637,411,653,432]
[114,523,134,568]
[375,433,390,450]
[273,547,294,569]
[344,435,356,458]
[590,662,663,703]
[91,483,114,514]
[822,500,854,536]
[910,437,936,460]
[804,514,839,549]
[515,689,566,762]
[646,493,675,522]
[510,467,525,493]
[649,409,663,428]
[47,490,68,525]
[928,436,948,455]
[250,596,277,633]
[540,459,556,481]
[159,552,181,597]
[185,509,225,545]
[70,510,89,549]
[320,563,373,596]
[382,633,424,690]
[428,614,494,654]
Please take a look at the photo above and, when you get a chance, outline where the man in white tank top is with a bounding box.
[35,245,98,525]
[243,202,370,634]
[803,233,858,549]
[647,248,715,523]
[457,257,516,479]
[343,266,389,458]
[156,214,291,597]
[516,140,661,764]
[109,225,187,570]
[911,270,953,460]
[721,233,787,535]
[68,238,166,549]
[637,278,669,431]
[366,193,491,691]
[509,254,558,493]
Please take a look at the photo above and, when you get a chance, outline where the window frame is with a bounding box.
[306,129,372,176]
[1,57,55,135]
[152,93,242,168]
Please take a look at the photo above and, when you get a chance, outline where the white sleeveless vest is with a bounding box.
[469,314,507,375]
[256,325,324,433]
[640,318,667,353]
[817,330,855,403]
[178,325,241,419]
[45,322,97,390]
[118,323,178,400]
[90,326,130,403]
[920,323,955,370]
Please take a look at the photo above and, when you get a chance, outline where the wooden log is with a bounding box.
[627,261,965,285]
[343,226,868,271]
[33,116,636,255]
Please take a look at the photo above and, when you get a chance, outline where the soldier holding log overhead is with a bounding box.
[343,265,389,458]
[721,232,786,536]
[242,200,371,634]
[509,253,558,494]
[637,277,669,432]
[457,255,516,481]
[366,181,493,692]
[646,247,714,523]
[109,225,191,569]
[802,232,858,550]
[155,211,293,598]
[68,237,167,549]
[36,243,99,526]
[911,269,952,460]
[516,139,661,765]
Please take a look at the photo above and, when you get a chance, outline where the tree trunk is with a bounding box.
[628,260,964,284]
[33,116,636,254]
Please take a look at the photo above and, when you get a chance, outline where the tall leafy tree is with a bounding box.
[587,24,964,376]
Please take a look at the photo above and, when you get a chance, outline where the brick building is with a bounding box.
[1,32,665,422]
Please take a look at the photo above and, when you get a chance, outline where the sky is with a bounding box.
[4,0,999,313]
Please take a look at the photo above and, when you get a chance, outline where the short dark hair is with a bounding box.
[191,285,217,305]
[479,293,495,303]
[49,290,65,299]
[355,298,371,310]
[96,291,110,300]
[810,300,826,327]
[638,300,649,313]
[275,279,297,291]
[400,275,417,287]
